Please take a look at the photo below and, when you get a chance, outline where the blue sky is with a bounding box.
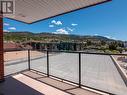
[3,0,127,41]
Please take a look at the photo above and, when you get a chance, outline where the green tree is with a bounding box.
[109,42,118,50]
[101,40,106,46]
[86,40,92,46]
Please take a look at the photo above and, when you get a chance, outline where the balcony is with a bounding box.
[1,0,126,95]
[2,50,127,95]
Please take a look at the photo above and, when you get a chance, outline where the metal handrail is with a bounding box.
[36,49,127,56]
[4,49,126,95]
[28,49,126,95]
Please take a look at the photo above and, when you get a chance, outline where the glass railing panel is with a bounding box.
[30,50,47,74]
[4,50,28,75]
[49,52,79,83]
[81,53,127,95]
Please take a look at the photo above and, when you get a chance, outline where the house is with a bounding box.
[4,42,23,51]
[124,42,127,48]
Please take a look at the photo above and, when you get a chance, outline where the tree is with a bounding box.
[86,40,92,46]
[109,42,118,50]
[101,40,106,46]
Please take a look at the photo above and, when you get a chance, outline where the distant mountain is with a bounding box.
[4,32,120,43]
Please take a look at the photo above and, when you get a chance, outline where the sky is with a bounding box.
[3,0,127,41]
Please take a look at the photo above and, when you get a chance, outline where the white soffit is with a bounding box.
[3,0,111,24]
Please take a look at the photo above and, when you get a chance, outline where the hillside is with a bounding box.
[4,32,126,53]
[4,32,116,43]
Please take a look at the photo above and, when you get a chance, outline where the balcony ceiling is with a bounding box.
[3,0,111,24]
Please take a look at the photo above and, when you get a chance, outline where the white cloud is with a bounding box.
[112,37,116,40]
[67,27,74,32]
[51,20,62,25]
[49,25,54,28]
[56,21,62,25]
[8,27,16,30]
[105,36,117,40]
[51,20,56,24]
[4,23,10,26]
[53,28,69,34]
[71,23,78,26]
[94,34,99,36]
[105,36,111,39]
[4,30,10,32]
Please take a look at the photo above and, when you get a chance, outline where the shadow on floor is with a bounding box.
[0,76,44,95]
[22,70,100,95]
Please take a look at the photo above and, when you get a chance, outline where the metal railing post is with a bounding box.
[79,52,81,87]
[28,49,31,70]
[47,50,49,77]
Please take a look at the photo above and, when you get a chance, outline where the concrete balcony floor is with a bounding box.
[0,70,106,95]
